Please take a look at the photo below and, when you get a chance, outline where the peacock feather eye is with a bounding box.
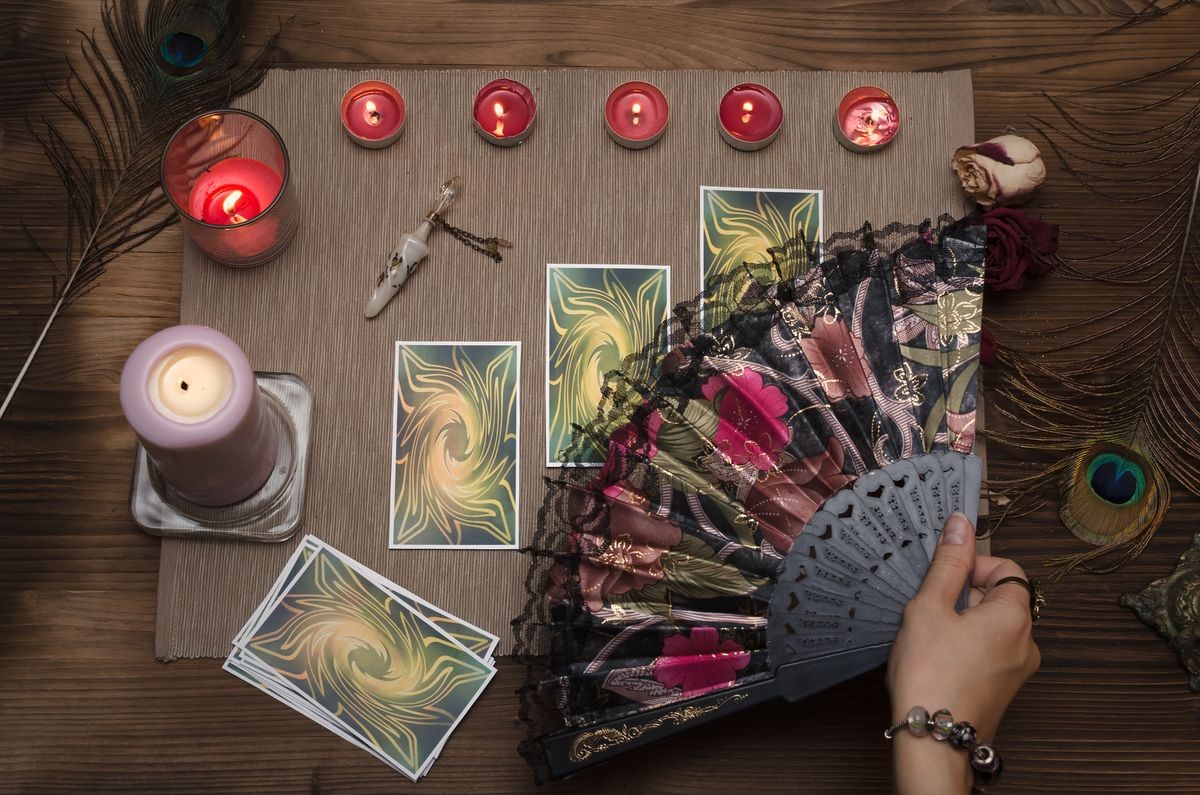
[1060,444,1165,549]
[153,3,222,76]
[1086,452,1146,506]
[159,31,208,70]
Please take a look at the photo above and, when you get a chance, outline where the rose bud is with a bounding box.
[951,134,1046,208]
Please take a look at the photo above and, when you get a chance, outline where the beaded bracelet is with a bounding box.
[884,706,1003,786]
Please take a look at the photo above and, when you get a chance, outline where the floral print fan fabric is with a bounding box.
[514,216,986,777]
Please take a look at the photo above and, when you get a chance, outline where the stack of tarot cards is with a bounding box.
[225,536,498,780]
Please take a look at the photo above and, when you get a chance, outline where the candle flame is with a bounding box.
[222,190,246,223]
[631,102,642,114]
[742,101,754,112]
[493,101,506,136]
[848,101,896,146]
[365,99,381,126]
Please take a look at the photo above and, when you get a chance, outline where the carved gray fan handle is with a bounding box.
[767,453,981,668]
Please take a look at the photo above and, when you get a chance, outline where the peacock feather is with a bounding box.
[1106,0,1195,32]
[985,48,1200,576]
[0,0,277,418]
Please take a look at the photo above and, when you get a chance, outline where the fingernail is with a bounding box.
[942,512,972,545]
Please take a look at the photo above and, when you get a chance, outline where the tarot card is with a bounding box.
[313,537,499,662]
[234,536,497,663]
[232,539,315,647]
[700,186,822,329]
[239,547,496,780]
[225,650,407,773]
[390,342,520,548]
[545,264,669,466]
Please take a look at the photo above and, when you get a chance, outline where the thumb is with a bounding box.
[916,513,976,608]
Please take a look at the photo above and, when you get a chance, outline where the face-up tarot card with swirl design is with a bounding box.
[225,536,497,780]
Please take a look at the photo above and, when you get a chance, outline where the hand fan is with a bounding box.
[514,216,986,781]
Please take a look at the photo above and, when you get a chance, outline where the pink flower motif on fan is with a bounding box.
[700,368,791,471]
[609,407,663,461]
[797,315,873,401]
[591,409,662,503]
[744,438,854,554]
[652,627,751,696]
[576,499,682,613]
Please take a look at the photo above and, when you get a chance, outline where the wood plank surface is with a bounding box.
[2,1,1199,792]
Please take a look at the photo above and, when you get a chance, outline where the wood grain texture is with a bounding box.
[2,1,1199,793]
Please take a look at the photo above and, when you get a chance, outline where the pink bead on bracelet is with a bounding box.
[885,706,1003,786]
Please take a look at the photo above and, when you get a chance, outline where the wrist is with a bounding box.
[892,731,973,795]
[886,705,1005,793]
[890,695,997,741]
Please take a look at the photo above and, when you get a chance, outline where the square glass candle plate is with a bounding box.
[129,372,313,542]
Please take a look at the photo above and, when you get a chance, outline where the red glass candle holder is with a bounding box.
[161,109,299,267]
[834,86,900,153]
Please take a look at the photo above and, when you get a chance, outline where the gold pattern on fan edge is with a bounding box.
[568,693,751,762]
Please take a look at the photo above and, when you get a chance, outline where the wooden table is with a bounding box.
[3,2,1198,792]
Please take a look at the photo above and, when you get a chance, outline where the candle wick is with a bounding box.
[180,381,189,391]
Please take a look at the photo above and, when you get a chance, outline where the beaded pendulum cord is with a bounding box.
[364,178,512,319]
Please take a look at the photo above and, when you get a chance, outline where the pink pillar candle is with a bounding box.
[473,78,537,147]
[341,80,406,149]
[835,86,900,152]
[718,83,783,151]
[604,81,669,150]
[120,325,278,506]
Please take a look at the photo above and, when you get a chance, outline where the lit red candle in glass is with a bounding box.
[473,78,537,147]
[718,83,783,151]
[162,110,298,268]
[187,158,281,225]
[835,86,900,152]
[340,80,406,149]
[604,81,669,150]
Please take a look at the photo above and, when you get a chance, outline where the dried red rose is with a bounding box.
[980,326,997,366]
[984,207,1059,291]
[952,134,1046,208]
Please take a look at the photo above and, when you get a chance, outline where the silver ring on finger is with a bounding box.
[995,575,1044,624]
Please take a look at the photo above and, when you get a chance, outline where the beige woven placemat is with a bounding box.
[156,67,974,659]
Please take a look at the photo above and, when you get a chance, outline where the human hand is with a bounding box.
[886,513,1041,795]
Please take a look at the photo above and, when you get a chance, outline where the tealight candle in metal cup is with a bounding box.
[834,86,900,153]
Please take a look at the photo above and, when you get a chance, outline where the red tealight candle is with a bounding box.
[718,83,783,151]
[835,86,900,152]
[604,81,669,150]
[473,78,537,147]
[340,80,406,149]
[186,157,283,226]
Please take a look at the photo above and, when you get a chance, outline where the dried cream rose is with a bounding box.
[951,134,1046,208]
